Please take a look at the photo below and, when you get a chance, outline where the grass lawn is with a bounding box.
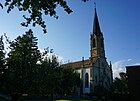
[0,97,124,101]
[55,99,104,101]
[55,99,123,101]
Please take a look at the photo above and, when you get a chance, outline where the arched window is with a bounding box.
[85,73,89,88]
[93,38,96,48]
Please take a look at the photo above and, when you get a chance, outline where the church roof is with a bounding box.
[62,59,90,69]
[62,58,97,69]
[93,8,101,35]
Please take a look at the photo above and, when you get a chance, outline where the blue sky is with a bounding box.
[0,0,140,77]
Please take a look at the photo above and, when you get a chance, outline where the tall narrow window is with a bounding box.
[93,38,96,48]
[85,73,89,88]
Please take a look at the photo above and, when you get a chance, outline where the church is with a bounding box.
[63,7,113,94]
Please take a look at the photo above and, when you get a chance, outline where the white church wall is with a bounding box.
[83,68,90,94]
[75,69,82,79]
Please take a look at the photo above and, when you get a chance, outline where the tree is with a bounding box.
[0,36,6,91]
[114,78,123,94]
[36,51,80,100]
[0,0,89,33]
[5,30,41,101]
[38,52,62,98]
[94,85,108,98]
[0,36,5,79]
[60,68,80,96]
[1,30,80,100]
[113,72,128,94]
[113,72,129,100]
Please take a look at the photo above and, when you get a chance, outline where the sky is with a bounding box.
[0,0,140,78]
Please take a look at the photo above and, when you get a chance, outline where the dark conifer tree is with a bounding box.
[5,30,41,101]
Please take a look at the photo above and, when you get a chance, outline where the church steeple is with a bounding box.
[90,7,105,59]
[93,8,101,35]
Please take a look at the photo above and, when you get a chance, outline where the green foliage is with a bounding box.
[0,36,5,59]
[0,36,6,86]
[113,77,128,94]
[0,0,89,33]
[0,31,80,100]
[0,1,91,97]
[60,68,80,95]
[113,76,129,100]
[37,53,80,96]
[5,30,41,100]
[36,53,63,96]
[94,85,108,98]
[2,0,73,33]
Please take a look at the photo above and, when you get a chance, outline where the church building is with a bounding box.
[63,7,113,94]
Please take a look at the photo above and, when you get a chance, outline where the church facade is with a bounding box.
[63,8,113,94]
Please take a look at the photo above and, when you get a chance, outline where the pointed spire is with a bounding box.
[93,6,101,35]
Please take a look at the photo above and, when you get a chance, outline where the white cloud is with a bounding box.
[44,52,64,62]
[112,59,132,78]
[54,54,64,63]
[39,48,64,63]
[127,59,132,61]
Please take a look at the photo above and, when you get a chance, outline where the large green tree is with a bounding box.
[0,36,6,89]
[0,0,89,33]
[0,31,80,100]
[60,68,80,95]
[38,52,79,100]
[39,54,62,100]
[5,30,41,101]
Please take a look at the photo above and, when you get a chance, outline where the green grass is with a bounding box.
[55,99,115,101]
[54,99,122,101]
[0,97,124,101]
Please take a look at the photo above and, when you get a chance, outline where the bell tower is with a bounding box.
[90,8,105,60]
